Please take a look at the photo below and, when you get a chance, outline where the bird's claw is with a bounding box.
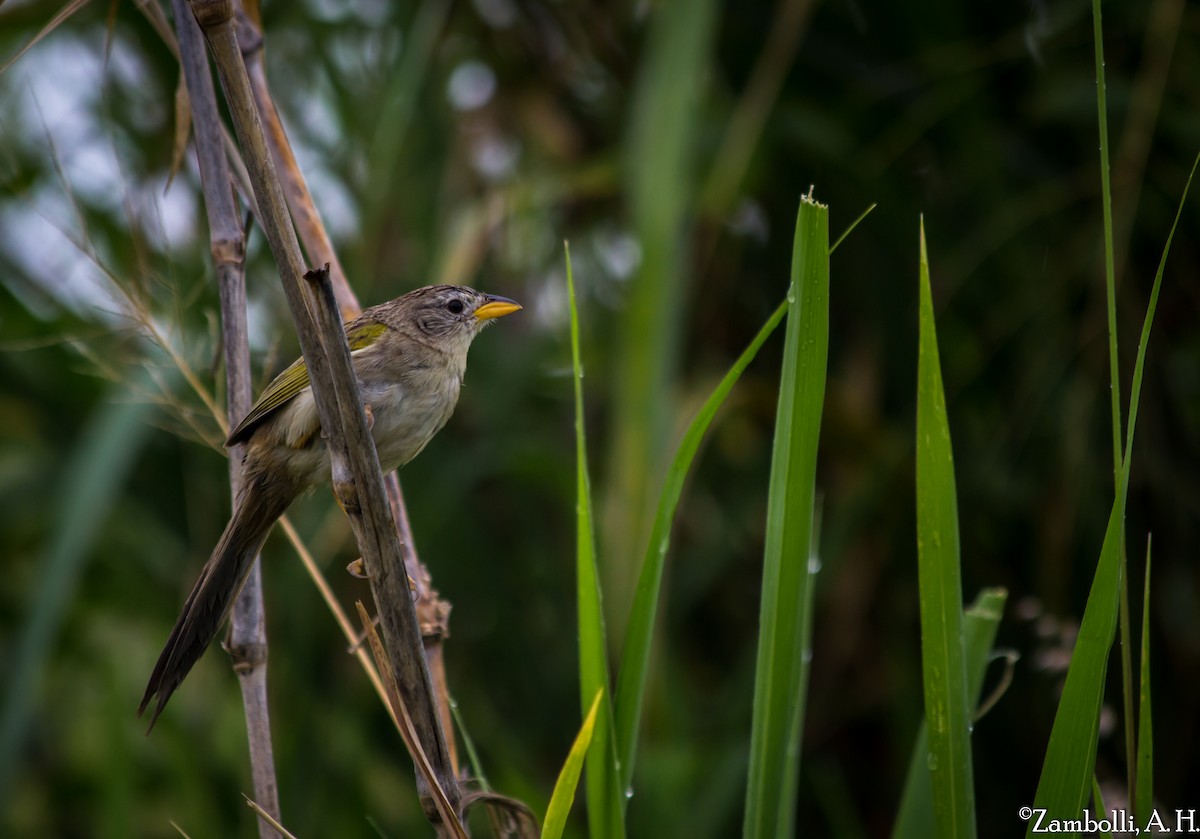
[346,559,415,597]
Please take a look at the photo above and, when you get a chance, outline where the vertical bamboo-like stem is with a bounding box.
[300,264,466,834]
[233,5,459,776]
[186,0,462,828]
[172,1,280,834]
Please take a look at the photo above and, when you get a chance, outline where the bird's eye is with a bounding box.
[447,299,465,315]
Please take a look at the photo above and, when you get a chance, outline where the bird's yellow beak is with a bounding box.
[474,295,522,321]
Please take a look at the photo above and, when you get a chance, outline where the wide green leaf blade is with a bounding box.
[892,588,1008,839]
[914,218,977,839]
[565,243,625,839]
[1026,490,1122,834]
[542,688,604,839]
[743,191,829,839]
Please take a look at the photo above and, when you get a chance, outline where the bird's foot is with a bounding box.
[346,558,415,594]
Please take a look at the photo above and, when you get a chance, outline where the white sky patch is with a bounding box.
[593,228,642,281]
[0,202,122,321]
[447,61,496,112]
[0,35,194,323]
[285,114,361,241]
[64,140,126,213]
[471,134,520,181]
[302,0,352,22]
[148,173,200,251]
[532,268,569,331]
[11,37,103,147]
[302,0,391,25]
[302,166,360,240]
[295,79,345,151]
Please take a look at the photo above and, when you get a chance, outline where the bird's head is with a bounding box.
[384,285,521,352]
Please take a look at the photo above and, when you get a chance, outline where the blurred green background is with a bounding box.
[1,0,1197,836]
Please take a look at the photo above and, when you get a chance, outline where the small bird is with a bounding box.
[139,284,520,729]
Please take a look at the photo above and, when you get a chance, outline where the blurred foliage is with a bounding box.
[1,0,1198,837]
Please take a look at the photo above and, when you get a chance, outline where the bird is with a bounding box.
[139,284,521,730]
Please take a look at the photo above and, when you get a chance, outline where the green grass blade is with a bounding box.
[449,699,491,793]
[1122,151,1196,469]
[1027,155,1195,837]
[743,191,829,839]
[830,203,877,254]
[614,299,787,791]
[1091,0,1121,473]
[892,589,1008,839]
[1027,494,1122,834]
[914,218,977,839]
[1092,0,1138,801]
[565,242,625,839]
[1135,537,1153,830]
[543,688,604,839]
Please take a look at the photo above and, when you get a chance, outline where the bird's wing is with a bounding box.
[225,319,390,447]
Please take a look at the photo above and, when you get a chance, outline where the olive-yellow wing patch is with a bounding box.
[225,320,390,447]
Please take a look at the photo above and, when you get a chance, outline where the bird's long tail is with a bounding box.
[139,467,297,731]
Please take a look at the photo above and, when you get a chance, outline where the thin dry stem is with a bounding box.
[132,0,260,220]
[234,6,460,778]
[0,0,91,76]
[173,0,280,832]
[242,797,300,839]
[276,517,400,729]
[355,602,468,839]
[302,265,462,826]
[187,0,462,827]
[34,5,432,818]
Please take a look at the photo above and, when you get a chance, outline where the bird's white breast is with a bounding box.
[362,366,463,472]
